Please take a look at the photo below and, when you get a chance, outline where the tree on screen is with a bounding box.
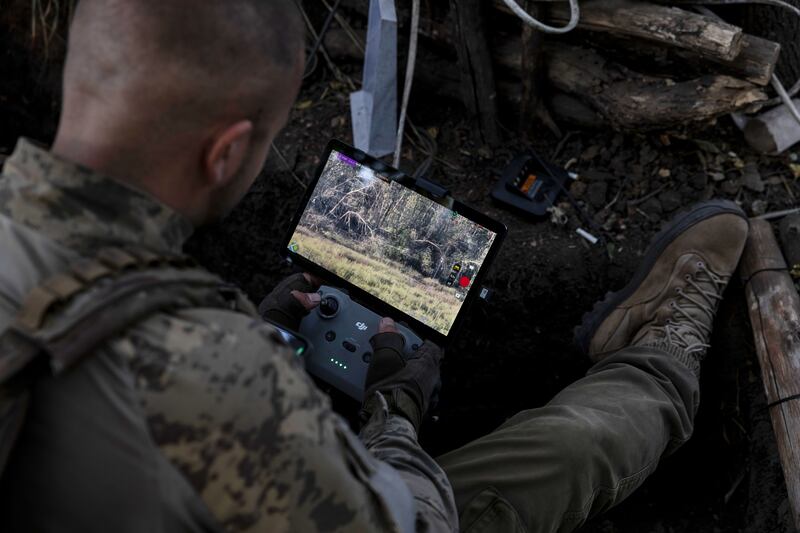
[297,156,494,284]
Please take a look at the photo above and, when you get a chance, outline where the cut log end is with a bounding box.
[547,46,767,131]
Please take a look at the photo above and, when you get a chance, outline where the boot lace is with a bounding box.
[655,261,728,354]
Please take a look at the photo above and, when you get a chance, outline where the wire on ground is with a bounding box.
[501,0,580,34]
[393,0,420,169]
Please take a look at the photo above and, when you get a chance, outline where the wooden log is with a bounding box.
[333,0,775,130]
[449,0,501,146]
[726,34,781,86]
[658,0,800,84]
[520,0,543,129]
[510,0,778,86]
[345,0,777,87]
[555,29,778,87]
[547,0,743,61]
[515,0,563,137]
[422,0,776,87]
[492,28,777,88]
[740,218,800,532]
[548,92,604,129]
[546,45,767,131]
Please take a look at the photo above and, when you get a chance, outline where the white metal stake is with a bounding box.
[351,0,397,158]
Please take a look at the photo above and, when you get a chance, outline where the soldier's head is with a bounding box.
[52,0,305,224]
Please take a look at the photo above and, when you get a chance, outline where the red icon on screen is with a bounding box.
[459,275,470,288]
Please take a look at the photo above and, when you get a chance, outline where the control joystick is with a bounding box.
[318,296,340,318]
[298,286,423,401]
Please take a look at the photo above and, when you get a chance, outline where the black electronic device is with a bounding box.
[281,139,507,350]
[263,320,312,358]
[491,152,572,217]
[298,286,423,401]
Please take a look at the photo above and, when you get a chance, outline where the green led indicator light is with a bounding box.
[329,358,348,370]
[296,347,304,356]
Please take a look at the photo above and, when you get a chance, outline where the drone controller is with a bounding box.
[298,286,423,401]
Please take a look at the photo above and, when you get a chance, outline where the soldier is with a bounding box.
[0,1,749,533]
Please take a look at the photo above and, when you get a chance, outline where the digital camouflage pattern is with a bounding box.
[0,139,457,532]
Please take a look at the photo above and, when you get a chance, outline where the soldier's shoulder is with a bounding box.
[112,304,322,405]
[130,306,290,358]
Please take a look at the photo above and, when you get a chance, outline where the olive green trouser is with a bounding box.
[437,346,699,533]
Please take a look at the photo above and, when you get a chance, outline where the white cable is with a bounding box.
[502,0,580,34]
[393,0,420,168]
[771,74,800,127]
[393,0,579,168]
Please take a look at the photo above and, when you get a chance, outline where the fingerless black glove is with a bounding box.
[361,333,443,432]
[258,273,315,330]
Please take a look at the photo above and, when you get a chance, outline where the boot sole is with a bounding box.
[574,199,747,356]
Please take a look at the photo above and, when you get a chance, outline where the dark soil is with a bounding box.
[1,6,798,532]
[182,81,797,532]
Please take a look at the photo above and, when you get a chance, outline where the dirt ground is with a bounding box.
[2,8,798,532]
[184,81,797,533]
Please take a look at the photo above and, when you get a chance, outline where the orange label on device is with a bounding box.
[520,174,538,193]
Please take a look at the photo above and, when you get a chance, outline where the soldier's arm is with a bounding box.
[360,394,459,532]
[259,274,458,531]
[359,329,458,532]
[117,308,455,532]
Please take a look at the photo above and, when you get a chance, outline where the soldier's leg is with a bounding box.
[437,200,750,533]
[436,345,698,533]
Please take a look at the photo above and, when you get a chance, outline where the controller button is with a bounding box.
[362,352,372,363]
[343,341,357,353]
[412,343,420,351]
[325,331,336,342]
[319,296,339,317]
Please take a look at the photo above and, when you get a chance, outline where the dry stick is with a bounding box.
[551,131,577,161]
[759,206,800,220]
[601,174,632,212]
[740,219,800,532]
[450,0,501,146]
[628,183,668,206]
[784,177,798,202]
[319,0,365,53]
[271,143,306,189]
[295,0,357,91]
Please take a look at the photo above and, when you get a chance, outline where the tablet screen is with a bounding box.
[287,149,498,335]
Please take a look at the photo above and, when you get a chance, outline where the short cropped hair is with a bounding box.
[64,0,304,132]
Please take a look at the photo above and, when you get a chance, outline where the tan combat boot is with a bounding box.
[575,199,749,374]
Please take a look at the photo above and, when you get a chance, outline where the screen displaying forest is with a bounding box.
[289,150,497,335]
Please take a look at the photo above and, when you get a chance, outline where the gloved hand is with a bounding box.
[258,273,321,331]
[361,317,443,433]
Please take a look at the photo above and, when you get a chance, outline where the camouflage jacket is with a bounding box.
[0,139,457,532]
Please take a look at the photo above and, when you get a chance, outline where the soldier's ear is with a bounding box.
[204,120,254,188]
